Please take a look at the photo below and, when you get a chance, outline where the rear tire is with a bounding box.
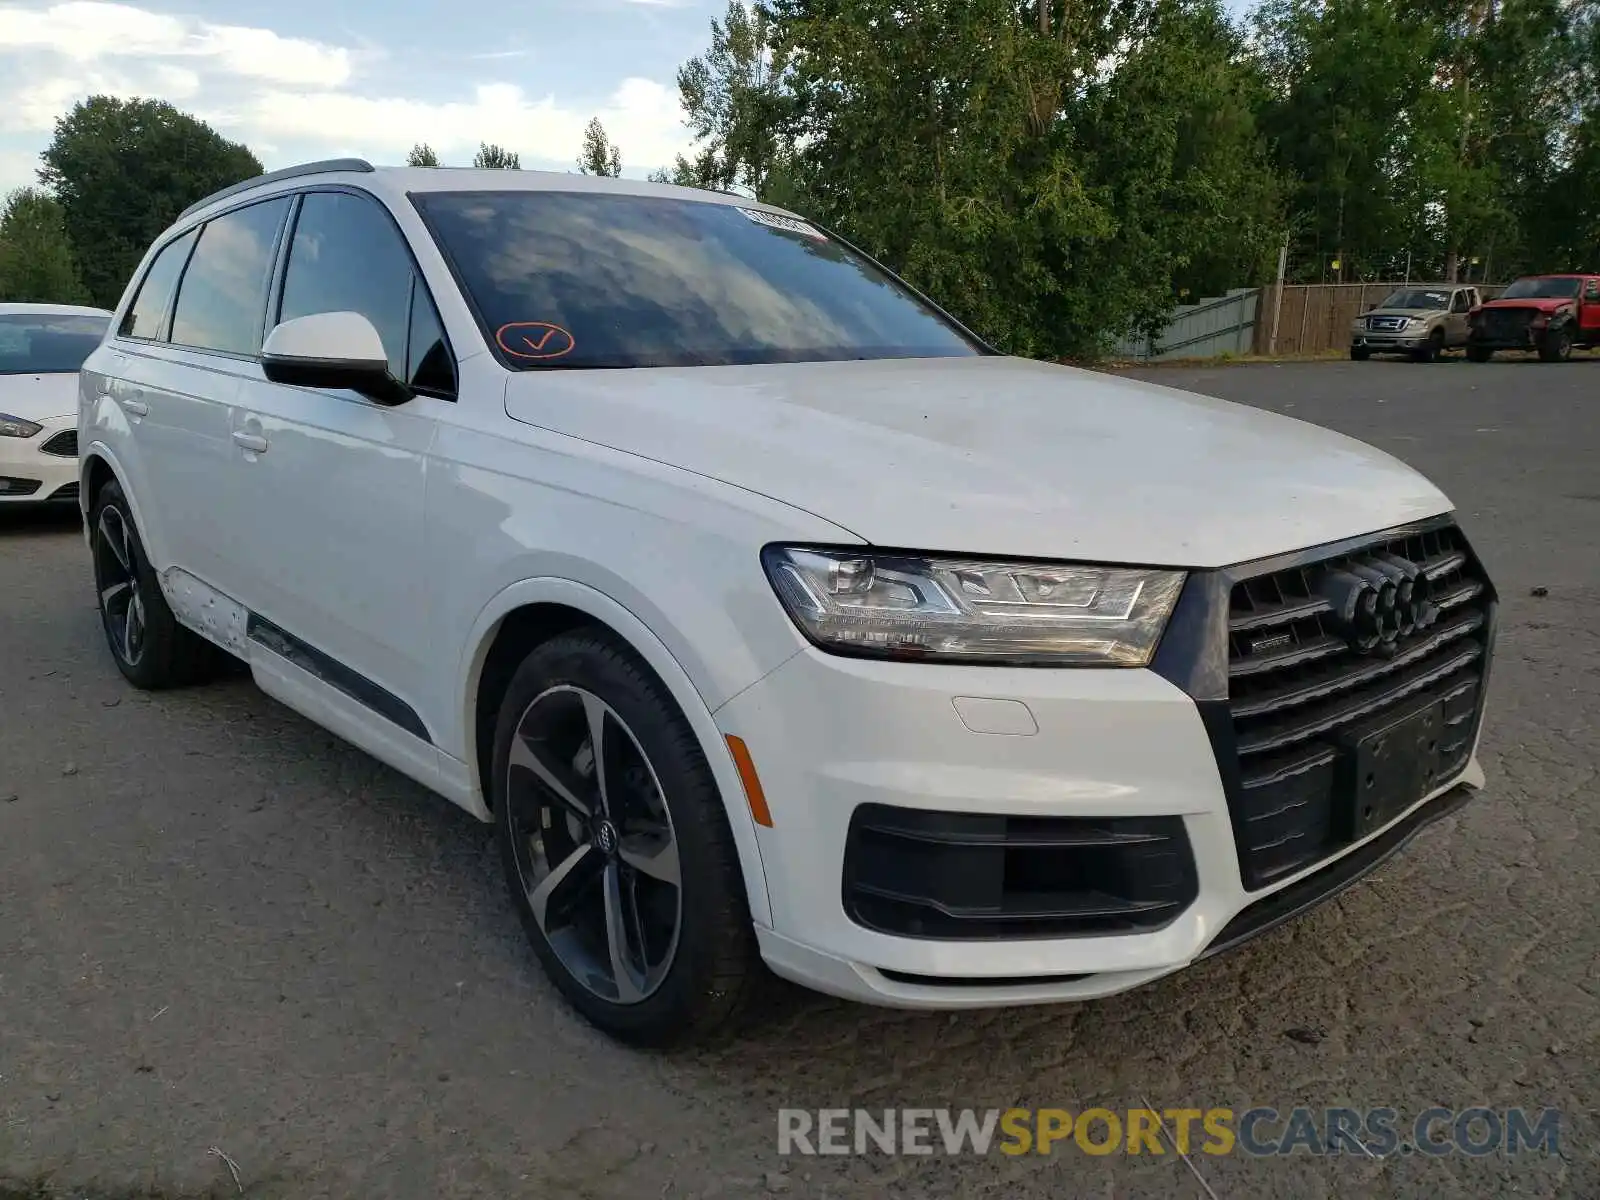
[1467,344,1493,363]
[1538,325,1573,362]
[90,479,225,689]
[491,630,761,1047]
[1349,346,1370,361]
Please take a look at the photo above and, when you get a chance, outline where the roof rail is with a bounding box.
[175,158,375,223]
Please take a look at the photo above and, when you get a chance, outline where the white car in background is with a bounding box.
[0,303,112,504]
[77,162,1497,1047]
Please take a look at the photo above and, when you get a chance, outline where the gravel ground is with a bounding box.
[1,357,1595,1199]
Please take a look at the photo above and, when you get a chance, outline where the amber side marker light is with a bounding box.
[725,735,774,828]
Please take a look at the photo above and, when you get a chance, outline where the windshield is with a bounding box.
[413,191,984,369]
[1500,277,1582,300]
[1379,289,1450,310]
[0,312,109,375]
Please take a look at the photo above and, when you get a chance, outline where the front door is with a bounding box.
[1446,288,1474,346]
[1581,278,1600,343]
[224,188,457,743]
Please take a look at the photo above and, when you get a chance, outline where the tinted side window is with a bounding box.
[278,192,414,379]
[171,198,291,355]
[1451,291,1470,312]
[120,230,197,340]
[1586,280,1600,301]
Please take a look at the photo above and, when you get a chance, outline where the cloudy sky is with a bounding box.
[0,0,719,194]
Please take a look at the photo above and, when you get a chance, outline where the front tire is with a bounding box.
[91,480,224,688]
[1349,345,1370,361]
[1412,329,1444,362]
[1467,344,1493,363]
[491,630,760,1047]
[1538,325,1573,362]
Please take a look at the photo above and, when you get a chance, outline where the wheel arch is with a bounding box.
[460,577,775,929]
[79,444,167,567]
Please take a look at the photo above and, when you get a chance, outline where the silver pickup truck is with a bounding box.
[1350,285,1482,362]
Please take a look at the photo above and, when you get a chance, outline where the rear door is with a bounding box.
[92,197,292,583]
[158,197,295,592]
[223,188,457,743]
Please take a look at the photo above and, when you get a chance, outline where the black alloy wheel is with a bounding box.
[492,632,760,1046]
[93,501,147,669]
[90,479,226,688]
[504,683,684,1006]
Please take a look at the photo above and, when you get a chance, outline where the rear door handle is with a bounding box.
[232,430,269,454]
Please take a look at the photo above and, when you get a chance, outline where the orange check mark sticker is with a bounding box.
[496,321,576,360]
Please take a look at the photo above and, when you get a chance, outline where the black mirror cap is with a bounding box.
[263,353,411,405]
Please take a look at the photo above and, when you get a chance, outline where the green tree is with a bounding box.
[759,0,1279,357]
[0,187,89,304]
[407,143,441,167]
[649,150,726,191]
[473,143,521,169]
[577,118,623,176]
[676,2,795,197]
[1255,0,1440,279]
[39,96,262,308]
[1481,0,1598,272]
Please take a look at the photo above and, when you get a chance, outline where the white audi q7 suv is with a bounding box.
[78,161,1496,1046]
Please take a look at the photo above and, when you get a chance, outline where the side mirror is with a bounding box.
[262,312,409,405]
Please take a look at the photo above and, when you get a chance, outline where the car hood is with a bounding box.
[1479,297,1572,312]
[1361,307,1445,321]
[502,356,1451,568]
[0,371,79,421]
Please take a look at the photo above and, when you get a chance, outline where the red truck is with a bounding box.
[1467,273,1600,361]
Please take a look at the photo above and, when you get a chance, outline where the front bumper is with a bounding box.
[1469,332,1542,351]
[1351,332,1425,350]
[0,414,78,503]
[716,520,1494,1009]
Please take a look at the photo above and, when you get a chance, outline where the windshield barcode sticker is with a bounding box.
[738,207,828,241]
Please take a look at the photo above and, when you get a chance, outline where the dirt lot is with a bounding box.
[2,358,1596,1199]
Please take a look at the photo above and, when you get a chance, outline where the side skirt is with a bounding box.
[158,567,488,820]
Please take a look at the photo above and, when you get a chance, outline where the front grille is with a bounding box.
[39,429,78,457]
[1224,523,1493,889]
[843,805,1198,939]
[48,481,79,502]
[1366,316,1407,331]
[1476,308,1534,341]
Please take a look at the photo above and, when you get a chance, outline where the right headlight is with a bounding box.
[761,546,1186,666]
[0,413,43,439]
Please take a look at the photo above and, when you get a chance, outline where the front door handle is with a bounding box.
[232,430,269,454]
[122,398,149,417]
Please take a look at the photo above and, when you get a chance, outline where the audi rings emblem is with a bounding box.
[1316,552,1437,656]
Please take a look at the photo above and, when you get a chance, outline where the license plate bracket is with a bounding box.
[1336,698,1447,841]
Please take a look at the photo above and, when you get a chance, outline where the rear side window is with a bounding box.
[1587,280,1600,301]
[120,230,196,340]
[278,192,414,380]
[170,197,291,356]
